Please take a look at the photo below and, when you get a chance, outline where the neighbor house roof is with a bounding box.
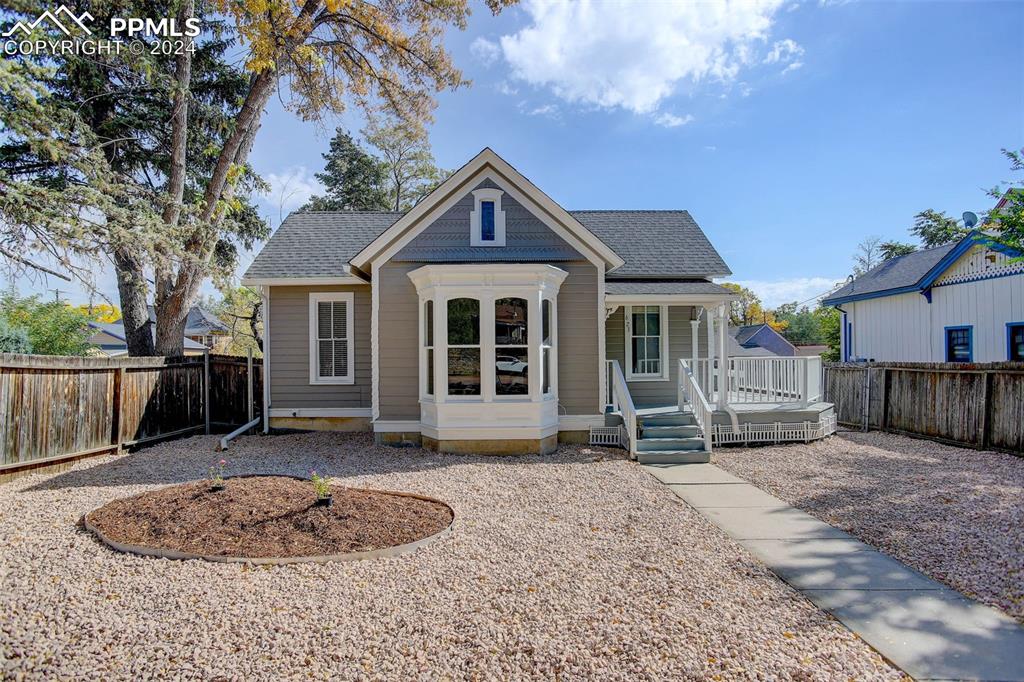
[733,325,764,346]
[822,242,958,305]
[144,306,230,335]
[87,321,208,355]
[604,280,731,296]
[729,324,796,357]
[243,210,730,282]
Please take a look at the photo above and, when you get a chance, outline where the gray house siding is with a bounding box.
[606,306,710,407]
[268,284,371,409]
[557,262,600,415]
[393,179,580,262]
[377,262,421,420]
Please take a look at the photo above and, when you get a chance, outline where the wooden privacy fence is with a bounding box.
[823,362,1024,453]
[0,353,262,477]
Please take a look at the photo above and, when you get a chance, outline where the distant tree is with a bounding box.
[879,241,917,260]
[815,305,841,361]
[721,283,787,331]
[301,129,390,212]
[852,236,883,276]
[364,115,450,211]
[75,303,120,323]
[911,209,970,248]
[206,287,263,356]
[985,148,1024,260]
[0,317,32,353]
[775,303,825,345]
[0,291,93,355]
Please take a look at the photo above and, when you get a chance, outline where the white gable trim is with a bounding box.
[351,148,624,272]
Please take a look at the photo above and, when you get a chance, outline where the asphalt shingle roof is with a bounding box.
[605,281,730,296]
[243,209,730,281]
[822,242,958,304]
[733,325,766,345]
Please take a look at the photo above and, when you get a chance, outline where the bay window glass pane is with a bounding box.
[425,300,433,347]
[542,347,551,394]
[448,348,480,395]
[495,298,528,345]
[426,348,434,395]
[542,299,551,346]
[447,298,479,345]
[495,348,529,395]
[481,201,495,241]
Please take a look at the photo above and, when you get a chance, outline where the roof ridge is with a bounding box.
[570,209,691,213]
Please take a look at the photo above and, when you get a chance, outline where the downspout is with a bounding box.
[261,285,271,434]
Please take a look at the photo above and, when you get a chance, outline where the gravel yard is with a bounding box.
[715,431,1024,623]
[1,432,899,680]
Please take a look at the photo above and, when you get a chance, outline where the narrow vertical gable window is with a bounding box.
[309,292,354,384]
[481,201,495,242]
[470,188,506,246]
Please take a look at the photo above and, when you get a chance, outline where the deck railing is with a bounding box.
[606,359,638,458]
[694,356,822,407]
[678,359,713,452]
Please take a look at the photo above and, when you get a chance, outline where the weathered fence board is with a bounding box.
[824,362,1024,453]
[0,353,262,475]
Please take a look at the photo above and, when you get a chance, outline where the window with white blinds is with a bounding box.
[308,292,354,384]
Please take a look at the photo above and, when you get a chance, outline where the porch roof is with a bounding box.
[604,280,731,296]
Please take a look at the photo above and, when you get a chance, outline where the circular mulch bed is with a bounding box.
[84,476,454,564]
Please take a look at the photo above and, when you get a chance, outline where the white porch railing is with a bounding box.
[678,359,713,452]
[606,359,638,458]
[694,356,822,407]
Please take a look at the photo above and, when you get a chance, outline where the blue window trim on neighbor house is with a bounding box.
[1008,321,1024,362]
[944,325,973,363]
[480,201,495,242]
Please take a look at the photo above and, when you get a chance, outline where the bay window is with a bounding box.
[447,298,481,395]
[495,297,529,396]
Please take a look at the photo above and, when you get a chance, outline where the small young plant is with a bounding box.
[209,459,227,489]
[310,471,331,500]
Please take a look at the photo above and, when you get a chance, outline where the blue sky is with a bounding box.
[15,0,1024,307]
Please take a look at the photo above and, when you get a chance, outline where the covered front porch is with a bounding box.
[600,287,835,462]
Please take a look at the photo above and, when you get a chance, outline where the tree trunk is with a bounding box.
[113,246,155,356]
[251,299,263,352]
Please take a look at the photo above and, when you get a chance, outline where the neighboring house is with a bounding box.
[823,232,1024,363]
[730,324,795,356]
[87,321,209,357]
[243,149,832,457]
[146,306,232,352]
[794,344,830,357]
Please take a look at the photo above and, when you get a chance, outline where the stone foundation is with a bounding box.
[421,434,558,456]
[557,430,589,445]
[374,431,423,447]
[268,416,371,433]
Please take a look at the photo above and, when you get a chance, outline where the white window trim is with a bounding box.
[541,296,557,397]
[309,291,355,385]
[470,188,506,247]
[625,304,670,381]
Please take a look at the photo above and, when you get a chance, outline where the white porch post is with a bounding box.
[716,304,729,410]
[689,317,700,372]
[705,305,715,400]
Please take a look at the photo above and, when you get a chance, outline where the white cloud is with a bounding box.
[654,112,695,128]
[495,80,519,96]
[519,102,561,119]
[260,166,321,219]
[733,276,844,308]
[764,38,804,74]
[704,145,718,152]
[496,0,787,115]
[470,37,501,67]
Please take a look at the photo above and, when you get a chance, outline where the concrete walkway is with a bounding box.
[644,463,1024,682]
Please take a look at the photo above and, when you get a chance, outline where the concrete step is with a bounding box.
[639,413,697,427]
[637,450,712,464]
[640,424,700,439]
[636,436,707,452]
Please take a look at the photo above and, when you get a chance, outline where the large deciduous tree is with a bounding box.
[985,148,1024,259]
[364,114,449,211]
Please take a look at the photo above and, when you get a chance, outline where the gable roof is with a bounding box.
[350,148,624,272]
[143,305,230,335]
[87,321,209,351]
[732,324,765,345]
[574,211,730,278]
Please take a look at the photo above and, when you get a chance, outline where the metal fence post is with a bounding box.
[204,353,210,436]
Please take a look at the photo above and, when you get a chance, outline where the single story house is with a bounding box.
[243,149,833,459]
[87,321,209,357]
[823,231,1024,363]
[730,324,795,356]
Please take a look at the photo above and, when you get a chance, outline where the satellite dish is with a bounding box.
[963,211,978,228]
